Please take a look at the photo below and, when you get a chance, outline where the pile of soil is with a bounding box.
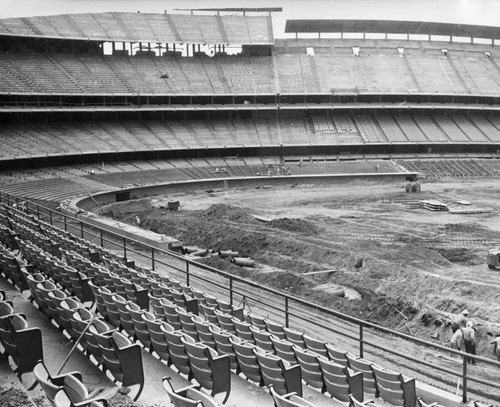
[0,387,32,407]
[267,217,318,234]
[99,183,500,361]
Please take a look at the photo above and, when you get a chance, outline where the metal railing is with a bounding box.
[1,192,499,403]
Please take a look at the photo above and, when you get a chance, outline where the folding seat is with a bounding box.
[190,287,207,304]
[325,343,348,367]
[269,384,316,407]
[270,336,297,364]
[162,376,219,407]
[216,300,244,320]
[164,329,195,378]
[182,338,231,403]
[199,303,218,325]
[141,311,172,363]
[250,325,275,353]
[53,374,116,407]
[88,280,107,318]
[113,294,136,338]
[265,318,286,340]
[68,268,93,304]
[349,394,374,407]
[74,315,113,366]
[148,293,166,319]
[32,360,83,404]
[121,278,148,310]
[94,330,144,400]
[232,316,254,343]
[177,307,199,340]
[346,353,377,397]
[0,313,43,379]
[192,315,215,348]
[109,273,127,298]
[318,356,364,403]
[0,299,14,317]
[161,298,182,331]
[372,364,416,407]
[254,347,302,396]
[247,312,267,331]
[36,280,59,318]
[68,307,94,343]
[172,289,199,315]
[57,298,83,338]
[283,327,305,348]
[127,303,151,349]
[303,334,328,357]
[99,288,121,329]
[47,289,69,328]
[230,336,263,384]
[293,347,324,391]
[209,325,238,370]
[25,273,45,305]
[214,309,235,333]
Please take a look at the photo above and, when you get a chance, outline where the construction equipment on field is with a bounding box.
[487,249,500,269]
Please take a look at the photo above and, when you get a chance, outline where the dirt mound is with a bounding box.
[201,204,255,222]
[438,248,482,265]
[268,217,318,234]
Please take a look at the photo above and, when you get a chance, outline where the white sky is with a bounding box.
[1,0,500,38]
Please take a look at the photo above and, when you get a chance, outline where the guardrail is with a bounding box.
[1,191,499,404]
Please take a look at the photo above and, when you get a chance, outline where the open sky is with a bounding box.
[1,0,500,38]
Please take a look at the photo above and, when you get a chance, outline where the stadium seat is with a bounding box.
[318,356,364,402]
[269,384,315,407]
[162,376,219,407]
[371,364,416,407]
[53,374,116,407]
[33,361,83,404]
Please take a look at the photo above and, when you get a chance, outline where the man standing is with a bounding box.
[462,321,476,364]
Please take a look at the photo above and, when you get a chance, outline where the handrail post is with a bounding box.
[100,229,103,247]
[462,356,468,403]
[80,222,84,238]
[186,261,190,286]
[49,210,53,225]
[123,237,127,260]
[229,277,233,305]
[37,204,40,219]
[64,216,67,231]
[151,247,155,270]
[285,297,289,328]
[359,323,364,358]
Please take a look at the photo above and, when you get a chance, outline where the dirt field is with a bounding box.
[98,177,500,365]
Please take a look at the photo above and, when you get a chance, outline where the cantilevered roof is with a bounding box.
[285,19,500,39]
[0,12,274,45]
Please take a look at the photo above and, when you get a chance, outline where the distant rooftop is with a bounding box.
[0,12,274,45]
[285,19,500,40]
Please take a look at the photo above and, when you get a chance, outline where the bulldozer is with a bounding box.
[487,249,500,269]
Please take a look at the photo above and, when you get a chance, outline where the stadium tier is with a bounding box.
[1,113,500,161]
[0,12,274,45]
[1,43,500,96]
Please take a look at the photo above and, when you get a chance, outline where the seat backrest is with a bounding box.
[372,364,416,407]
[325,343,348,367]
[269,385,314,407]
[283,327,305,348]
[33,361,61,403]
[303,334,327,357]
[346,354,377,396]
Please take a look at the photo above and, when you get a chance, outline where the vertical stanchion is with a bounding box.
[37,205,40,219]
[151,247,155,270]
[462,356,468,404]
[64,216,67,231]
[285,297,289,328]
[229,277,233,305]
[123,238,127,260]
[359,323,364,358]
[186,261,190,286]
[6,194,9,206]
[100,229,104,247]
[49,210,53,225]
[80,222,84,238]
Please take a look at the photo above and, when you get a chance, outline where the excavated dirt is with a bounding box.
[98,179,500,363]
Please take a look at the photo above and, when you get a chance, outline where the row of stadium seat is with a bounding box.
[0,203,444,407]
[2,47,500,95]
[1,114,500,161]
